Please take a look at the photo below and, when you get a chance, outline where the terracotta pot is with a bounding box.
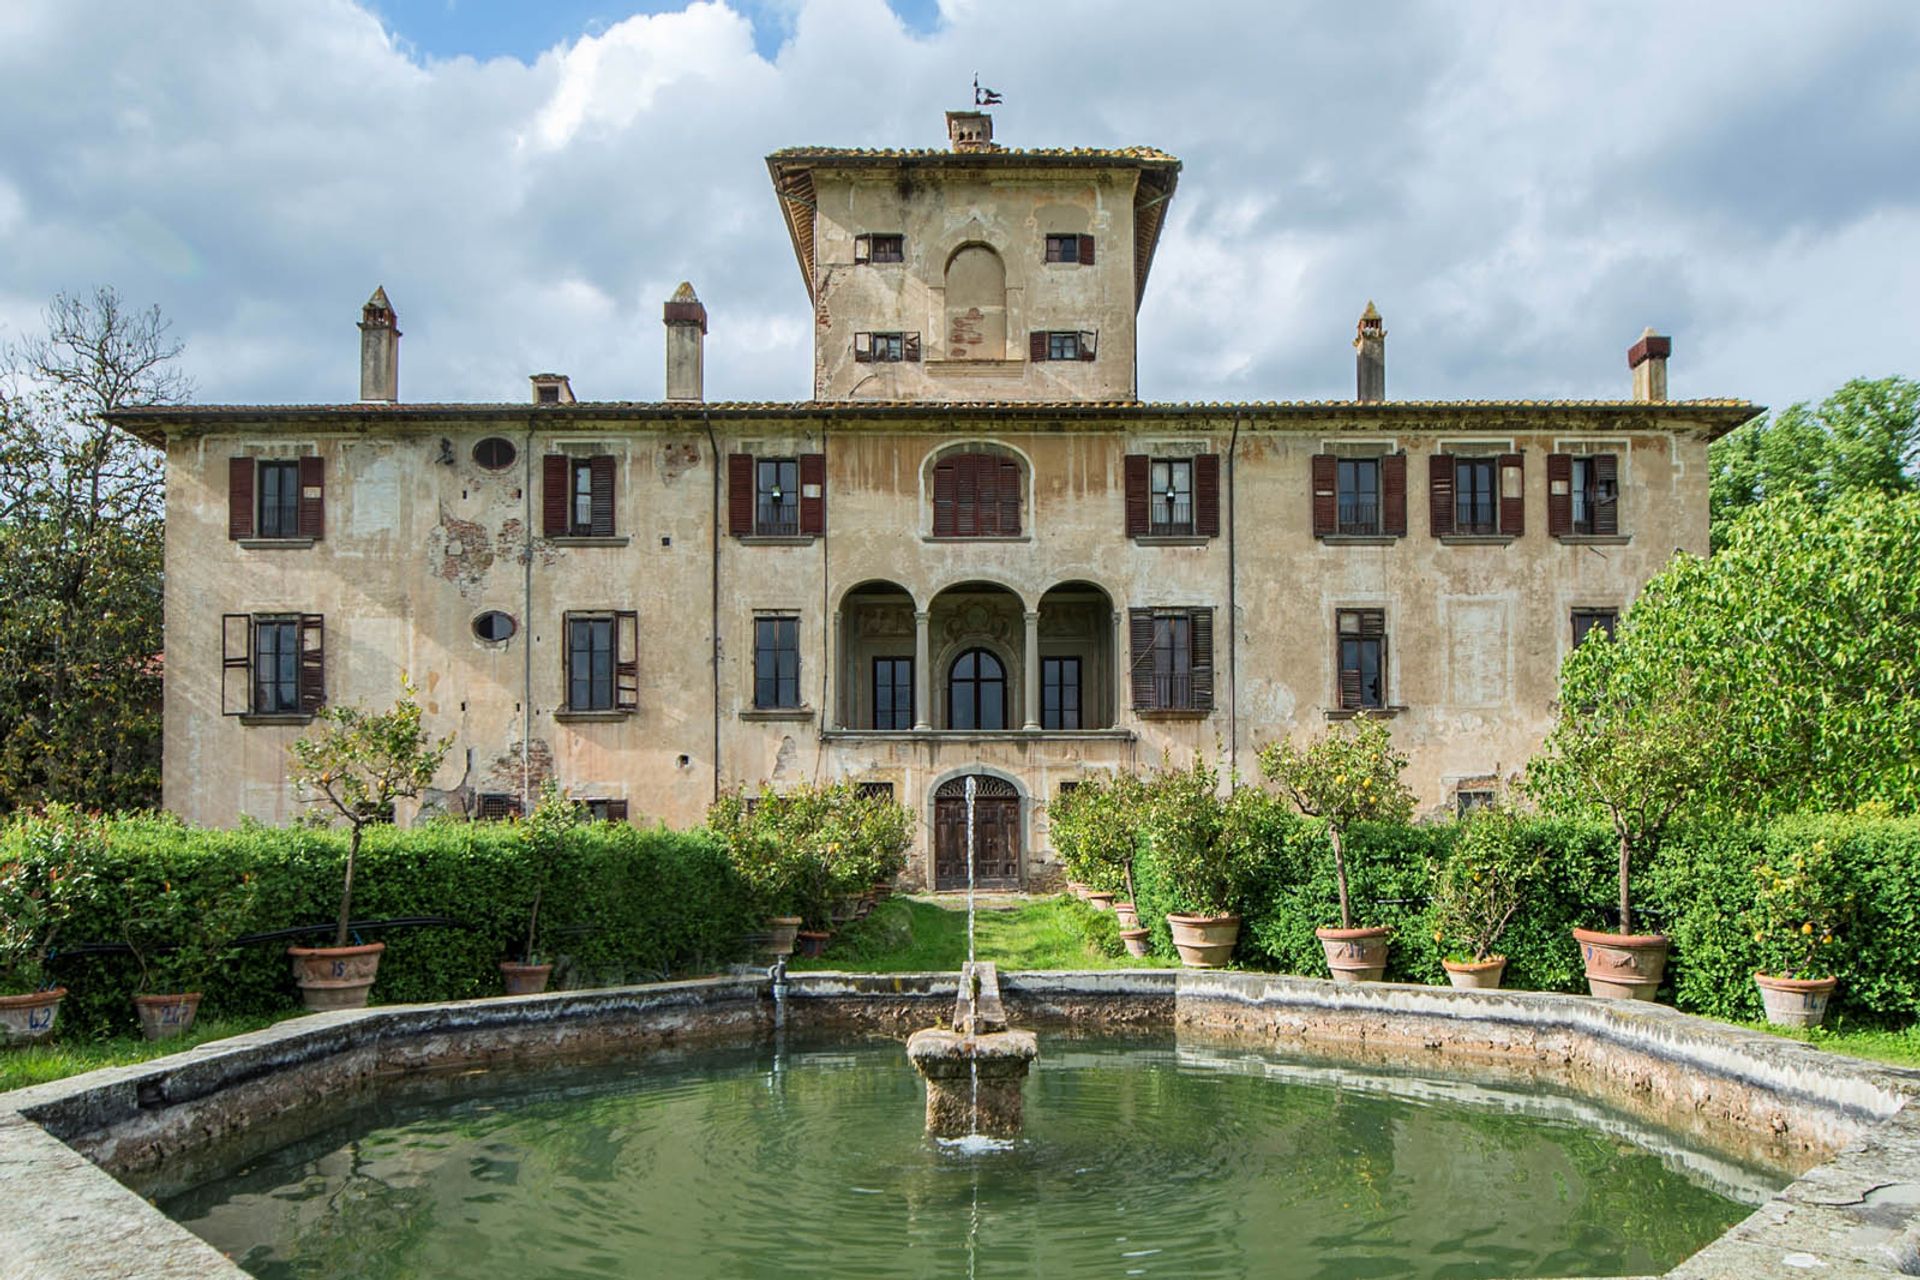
[830,896,860,924]
[1066,881,1090,900]
[500,962,553,996]
[1166,913,1241,968]
[1113,902,1139,929]
[1573,927,1668,1000]
[132,992,202,1041]
[1316,926,1392,982]
[794,929,831,958]
[1442,957,1507,991]
[0,988,67,1045]
[763,916,803,959]
[288,942,385,1012]
[1086,890,1117,912]
[1118,927,1151,958]
[870,882,894,902]
[1755,973,1838,1028]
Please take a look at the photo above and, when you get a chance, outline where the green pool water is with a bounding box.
[157,1037,1778,1279]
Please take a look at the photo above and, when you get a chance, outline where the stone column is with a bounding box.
[834,608,846,728]
[913,609,932,731]
[1023,609,1041,731]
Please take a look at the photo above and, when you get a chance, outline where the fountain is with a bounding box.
[905,776,1039,1138]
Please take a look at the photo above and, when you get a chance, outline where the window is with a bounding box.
[931,451,1022,537]
[252,618,300,714]
[580,798,629,823]
[1049,332,1080,361]
[1570,456,1619,535]
[1041,657,1082,730]
[258,461,301,539]
[1128,608,1215,713]
[542,454,615,538]
[854,331,920,363]
[1572,608,1618,647]
[536,384,560,404]
[1337,609,1387,710]
[1454,458,1498,535]
[1149,460,1193,535]
[472,611,515,643]
[1337,458,1380,535]
[948,648,1007,730]
[473,437,517,470]
[221,613,324,717]
[854,233,905,264]
[476,793,523,821]
[856,781,895,802]
[1456,790,1496,818]
[228,456,323,542]
[564,610,638,713]
[1313,451,1406,539]
[756,459,798,536]
[1431,451,1522,538]
[1028,330,1097,363]
[755,616,801,710]
[1044,233,1094,264]
[873,657,914,730]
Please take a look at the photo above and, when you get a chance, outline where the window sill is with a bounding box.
[1557,534,1631,546]
[237,713,313,726]
[1318,534,1399,546]
[547,536,631,548]
[822,728,1135,743]
[238,538,315,550]
[1135,534,1209,546]
[741,706,816,722]
[922,535,1032,544]
[1133,708,1214,721]
[554,709,632,723]
[737,534,816,546]
[1324,706,1408,721]
[1439,534,1517,546]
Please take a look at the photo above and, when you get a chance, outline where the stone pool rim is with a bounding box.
[0,971,1916,1280]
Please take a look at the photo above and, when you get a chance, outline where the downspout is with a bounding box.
[1226,410,1241,784]
[816,420,831,781]
[521,418,535,812]
[703,410,721,804]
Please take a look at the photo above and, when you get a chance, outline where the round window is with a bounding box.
[473,437,517,471]
[472,611,516,643]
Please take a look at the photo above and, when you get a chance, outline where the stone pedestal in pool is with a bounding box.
[906,961,1038,1138]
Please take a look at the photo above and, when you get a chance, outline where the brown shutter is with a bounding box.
[1194,453,1221,537]
[1311,453,1337,537]
[854,332,873,363]
[955,454,980,536]
[799,452,826,536]
[1078,235,1095,266]
[1123,454,1150,536]
[933,458,957,536]
[998,456,1022,535]
[1498,452,1525,536]
[542,454,569,536]
[1429,453,1456,537]
[227,457,255,540]
[605,799,629,823]
[1029,330,1048,362]
[298,614,325,713]
[1190,608,1215,711]
[222,614,251,714]
[1546,453,1573,537]
[1594,453,1619,536]
[904,332,921,362]
[1381,452,1407,537]
[1128,609,1157,709]
[1078,330,1097,361]
[296,455,324,539]
[588,455,616,538]
[728,453,754,536]
[614,609,639,711]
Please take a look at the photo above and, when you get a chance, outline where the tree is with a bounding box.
[289,682,453,947]
[1050,771,1149,905]
[0,288,189,812]
[1260,717,1415,929]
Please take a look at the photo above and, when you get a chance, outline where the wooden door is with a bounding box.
[933,785,1022,890]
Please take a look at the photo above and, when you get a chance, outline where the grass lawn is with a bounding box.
[789,894,1160,973]
[1750,1016,1920,1070]
[0,1013,295,1094]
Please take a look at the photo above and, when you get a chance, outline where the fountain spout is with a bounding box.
[907,962,1037,1138]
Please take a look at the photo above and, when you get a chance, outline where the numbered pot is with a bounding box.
[288,942,386,1012]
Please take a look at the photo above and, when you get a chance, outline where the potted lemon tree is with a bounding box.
[1430,808,1542,990]
[1746,839,1852,1028]
[120,863,259,1039]
[1051,774,1152,955]
[1150,756,1253,969]
[0,805,93,1045]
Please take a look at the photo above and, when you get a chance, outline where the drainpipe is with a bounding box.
[816,421,831,781]
[521,418,536,812]
[703,410,722,803]
[1226,410,1241,784]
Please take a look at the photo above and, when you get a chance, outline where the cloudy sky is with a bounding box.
[2,0,1916,413]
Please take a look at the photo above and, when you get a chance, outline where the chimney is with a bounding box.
[1354,300,1386,402]
[358,286,400,403]
[1628,327,1671,402]
[530,373,575,405]
[663,282,707,402]
[945,110,997,153]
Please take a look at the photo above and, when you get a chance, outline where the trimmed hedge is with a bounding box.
[11,814,754,1039]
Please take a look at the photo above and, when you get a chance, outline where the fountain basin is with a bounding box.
[905,1026,1038,1137]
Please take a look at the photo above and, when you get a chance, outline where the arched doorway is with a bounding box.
[948,647,1007,730]
[933,775,1021,890]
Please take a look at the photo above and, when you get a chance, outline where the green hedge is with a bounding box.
[13,815,755,1039]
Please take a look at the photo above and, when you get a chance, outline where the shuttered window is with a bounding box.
[1126,454,1219,538]
[258,461,300,538]
[564,610,638,712]
[1149,460,1193,534]
[1434,452,1523,536]
[854,233,904,264]
[1336,609,1387,710]
[1455,458,1498,534]
[756,459,798,536]
[1044,234,1095,264]
[854,332,919,363]
[730,452,825,537]
[582,798,630,823]
[1572,455,1619,536]
[754,616,801,710]
[1029,330,1098,362]
[931,452,1022,537]
[222,613,324,717]
[1572,608,1619,646]
[1314,452,1405,538]
[1127,607,1214,713]
[228,455,323,541]
[544,454,616,538]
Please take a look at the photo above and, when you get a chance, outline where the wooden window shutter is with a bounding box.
[296,455,325,538]
[954,454,980,536]
[221,614,252,714]
[997,456,1022,535]
[904,332,921,362]
[854,332,873,363]
[1078,330,1098,361]
[727,453,754,536]
[1381,452,1408,537]
[605,799,629,823]
[298,614,326,713]
[932,458,958,536]
[614,609,639,711]
[1078,235,1095,266]
[560,609,575,708]
[853,234,871,264]
[1190,608,1215,711]
[1594,453,1619,536]
[542,454,569,536]
[1127,609,1158,709]
[1195,453,1221,537]
[227,457,255,540]
[1029,330,1048,362]
[1310,453,1338,537]
[799,452,826,536]
[1498,453,1525,536]
[588,455,616,537]
[1123,454,1150,536]
[1546,453,1573,537]
[1428,453,1456,537]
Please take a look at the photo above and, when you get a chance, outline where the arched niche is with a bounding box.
[945,243,1006,360]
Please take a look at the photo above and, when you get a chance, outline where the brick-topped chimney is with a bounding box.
[1354,300,1385,402]
[663,282,707,402]
[529,373,575,405]
[946,110,997,152]
[358,286,399,403]
[1629,327,1671,402]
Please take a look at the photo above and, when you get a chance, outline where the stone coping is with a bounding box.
[0,970,1915,1278]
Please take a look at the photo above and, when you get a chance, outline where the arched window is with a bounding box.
[932,451,1022,537]
[948,648,1007,730]
[945,244,1006,360]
